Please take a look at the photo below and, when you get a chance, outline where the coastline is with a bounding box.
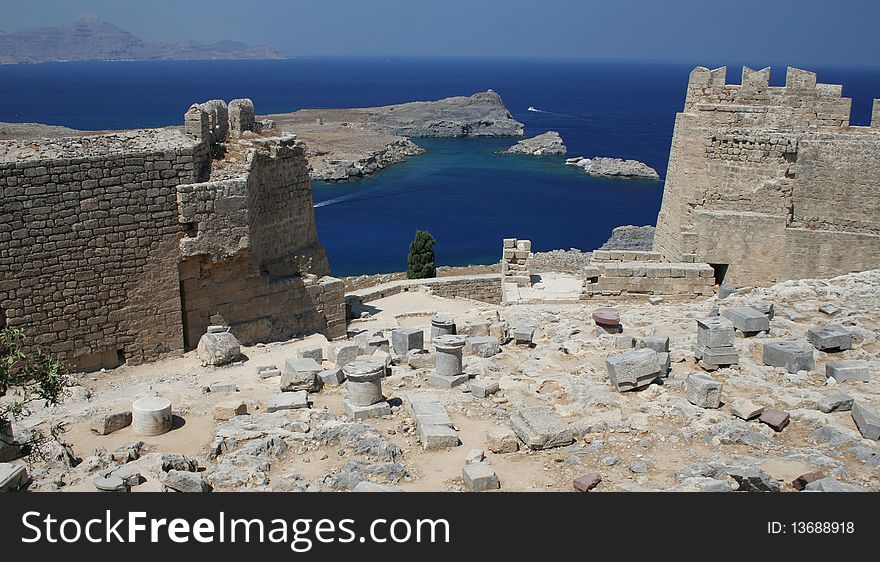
[267,90,524,181]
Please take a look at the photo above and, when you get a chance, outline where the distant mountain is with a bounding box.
[0,18,286,64]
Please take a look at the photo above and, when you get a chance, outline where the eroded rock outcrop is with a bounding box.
[501,131,566,156]
[566,156,660,180]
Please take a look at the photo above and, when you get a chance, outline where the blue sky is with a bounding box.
[3,0,879,67]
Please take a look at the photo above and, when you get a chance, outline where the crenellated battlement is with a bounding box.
[684,66,853,128]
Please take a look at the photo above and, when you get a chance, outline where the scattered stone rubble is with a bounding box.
[4,268,880,493]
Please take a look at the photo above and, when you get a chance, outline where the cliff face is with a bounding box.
[0,18,284,64]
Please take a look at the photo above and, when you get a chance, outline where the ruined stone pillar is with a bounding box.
[228,98,256,137]
[342,358,391,420]
[430,335,468,388]
[184,105,210,141]
[431,314,456,338]
[132,397,173,436]
[502,238,532,287]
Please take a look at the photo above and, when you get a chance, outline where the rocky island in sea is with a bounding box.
[565,156,660,180]
[501,130,567,156]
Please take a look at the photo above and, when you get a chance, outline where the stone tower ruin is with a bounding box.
[0,99,345,371]
[654,66,880,286]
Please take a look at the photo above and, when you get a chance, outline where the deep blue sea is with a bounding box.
[2,58,878,276]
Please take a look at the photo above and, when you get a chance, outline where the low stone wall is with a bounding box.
[582,261,715,299]
[345,274,502,318]
[591,249,663,262]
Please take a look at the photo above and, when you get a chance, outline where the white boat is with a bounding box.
[527,106,538,112]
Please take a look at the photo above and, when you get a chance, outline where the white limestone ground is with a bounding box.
[6,270,880,493]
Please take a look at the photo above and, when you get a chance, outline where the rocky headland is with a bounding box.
[501,130,567,156]
[267,90,524,181]
[566,156,660,180]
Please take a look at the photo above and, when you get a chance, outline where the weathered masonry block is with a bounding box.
[722,306,770,334]
[763,341,815,373]
[0,99,345,371]
[654,65,880,286]
[806,325,852,351]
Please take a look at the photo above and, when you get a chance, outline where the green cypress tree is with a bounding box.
[406,230,437,279]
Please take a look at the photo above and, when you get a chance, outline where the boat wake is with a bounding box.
[526,106,578,118]
[313,193,360,208]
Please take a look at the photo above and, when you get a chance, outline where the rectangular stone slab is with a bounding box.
[722,307,770,333]
[407,394,454,428]
[420,425,460,450]
[695,345,739,366]
[296,346,324,362]
[696,316,735,348]
[513,325,536,344]
[509,406,573,450]
[283,357,322,374]
[852,401,880,440]
[763,341,815,373]
[90,411,133,435]
[818,394,853,413]
[806,325,852,351]
[605,348,663,391]
[730,398,764,420]
[826,360,870,382]
[343,400,391,420]
[462,462,500,491]
[468,378,500,398]
[465,336,501,357]
[635,336,670,353]
[267,391,309,412]
[427,373,468,389]
[759,408,790,432]
[328,343,360,367]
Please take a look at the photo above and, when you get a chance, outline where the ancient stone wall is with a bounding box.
[178,254,344,348]
[344,274,503,319]
[1,101,345,370]
[0,130,208,369]
[654,66,880,286]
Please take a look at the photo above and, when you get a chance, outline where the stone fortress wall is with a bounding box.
[654,66,880,286]
[0,99,345,371]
